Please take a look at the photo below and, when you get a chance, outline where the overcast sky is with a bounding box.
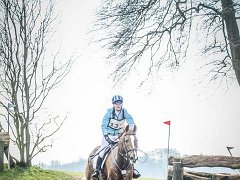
[7,0,240,165]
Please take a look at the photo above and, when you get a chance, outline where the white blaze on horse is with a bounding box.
[85,125,138,180]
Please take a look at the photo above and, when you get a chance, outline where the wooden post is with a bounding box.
[0,141,4,172]
[0,132,10,169]
[172,161,183,180]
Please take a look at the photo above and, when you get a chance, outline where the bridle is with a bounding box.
[111,131,138,175]
[121,132,138,163]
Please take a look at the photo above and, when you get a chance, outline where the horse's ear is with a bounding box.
[125,124,137,132]
[133,124,137,132]
[125,124,129,132]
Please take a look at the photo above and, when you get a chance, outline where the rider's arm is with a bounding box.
[101,108,111,135]
[123,109,135,127]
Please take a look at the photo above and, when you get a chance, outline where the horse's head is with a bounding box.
[118,124,138,164]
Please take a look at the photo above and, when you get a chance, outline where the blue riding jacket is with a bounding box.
[101,108,135,136]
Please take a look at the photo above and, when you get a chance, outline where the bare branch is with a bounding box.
[94,0,240,86]
[0,0,74,166]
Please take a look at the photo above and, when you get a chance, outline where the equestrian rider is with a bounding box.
[92,95,141,179]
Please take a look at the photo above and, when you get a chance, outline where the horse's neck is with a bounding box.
[112,143,128,166]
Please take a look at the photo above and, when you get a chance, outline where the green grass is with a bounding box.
[0,165,77,180]
[0,164,160,180]
[61,171,84,177]
[58,171,160,180]
[60,171,160,180]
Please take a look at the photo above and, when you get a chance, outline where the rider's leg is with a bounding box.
[92,135,109,178]
[92,156,103,178]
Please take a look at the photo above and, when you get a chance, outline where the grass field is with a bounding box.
[65,171,160,180]
[0,166,74,180]
[0,165,161,180]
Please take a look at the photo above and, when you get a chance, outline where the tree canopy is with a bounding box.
[96,0,240,86]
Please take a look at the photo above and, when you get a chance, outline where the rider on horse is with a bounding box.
[92,95,141,179]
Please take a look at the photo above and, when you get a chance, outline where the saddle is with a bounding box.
[99,144,117,169]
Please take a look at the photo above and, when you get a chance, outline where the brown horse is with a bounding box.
[85,125,138,180]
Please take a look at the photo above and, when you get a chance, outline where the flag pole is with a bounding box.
[163,120,171,180]
[167,123,170,159]
[163,121,171,158]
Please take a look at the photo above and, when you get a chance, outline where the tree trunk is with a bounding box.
[185,171,240,180]
[221,0,240,86]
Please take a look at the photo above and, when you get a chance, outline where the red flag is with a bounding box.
[163,121,171,125]
[227,146,234,150]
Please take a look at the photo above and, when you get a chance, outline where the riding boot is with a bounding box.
[92,157,103,179]
[133,168,141,179]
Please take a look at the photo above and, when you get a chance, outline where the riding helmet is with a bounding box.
[112,95,123,104]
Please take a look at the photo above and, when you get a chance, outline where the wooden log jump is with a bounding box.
[169,155,240,169]
[168,155,240,180]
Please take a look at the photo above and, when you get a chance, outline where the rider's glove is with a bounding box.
[104,134,115,145]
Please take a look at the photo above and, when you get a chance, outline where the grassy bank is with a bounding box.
[0,166,76,180]
[0,165,160,180]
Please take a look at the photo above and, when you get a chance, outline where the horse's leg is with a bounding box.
[106,173,116,180]
[122,168,134,180]
[123,175,133,180]
[106,169,119,180]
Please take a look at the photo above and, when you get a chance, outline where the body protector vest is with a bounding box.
[107,109,126,135]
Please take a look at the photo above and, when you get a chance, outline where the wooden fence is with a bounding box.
[168,155,240,180]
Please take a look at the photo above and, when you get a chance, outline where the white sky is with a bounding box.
[6,0,240,165]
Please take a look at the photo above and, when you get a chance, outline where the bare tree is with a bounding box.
[95,0,240,86]
[0,0,74,166]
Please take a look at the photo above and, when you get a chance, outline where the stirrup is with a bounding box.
[133,169,141,179]
[92,170,99,179]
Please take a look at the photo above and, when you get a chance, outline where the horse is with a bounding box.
[85,124,138,180]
